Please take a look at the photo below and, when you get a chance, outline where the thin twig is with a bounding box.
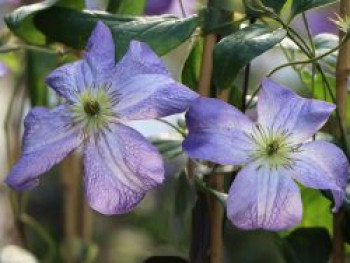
[156,118,186,137]
[267,38,346,77]
[20,214,56,263]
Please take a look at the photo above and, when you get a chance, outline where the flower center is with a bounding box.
[266,140,280,156]
[71,85,113,134]
[247,125,299,169]
[83,100,101,116]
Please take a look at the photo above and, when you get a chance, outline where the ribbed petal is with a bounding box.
[227,163,302,231]
[45,60,94,102]
[83,123,164,215]
[114,40,170,80]
[290,140,348,211]
[258,78,335,142]
[183,97,255,165]
[5,105,83,190]
[109,73,198,120]
[45,22,115,102]
[84,21,115,82]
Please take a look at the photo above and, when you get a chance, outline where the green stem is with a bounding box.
[275,16,313,55]
[0,44,66,55]
[267,37,346,77]
[20,214,56,263]
[194,176,227,207]
[246,38,345,108]
[242,18,256,112]
[155,118,186,137]
[301,12,316,56]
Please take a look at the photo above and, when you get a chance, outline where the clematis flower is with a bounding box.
[183,78,348,230]
[5,21,198,214]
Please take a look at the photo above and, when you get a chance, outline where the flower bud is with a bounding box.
[332,14,350,38]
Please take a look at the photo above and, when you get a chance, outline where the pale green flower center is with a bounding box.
[83,99,101,116]
[71,85,113,134]
[249,125,300,169]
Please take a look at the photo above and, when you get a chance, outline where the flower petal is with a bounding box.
[5,105,83,190]
[45,22,114,102]
[83,123,164,214]
[115,40,170,80]
[227,163,302,231]
[183,97,255,165]
[45,61,94,102]
[85,21,115,80]
[110,73,198,120]
[258,78,335,142]
[102,40,197,119]
[290,140,348,211]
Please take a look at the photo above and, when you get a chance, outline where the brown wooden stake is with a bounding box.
[191,31,227,263]
[333,1,350,263]
[197,33,217,97]
[81,200,93,245]
[207,89,230,263]
[189,33,218,263]
[61,153,81,263]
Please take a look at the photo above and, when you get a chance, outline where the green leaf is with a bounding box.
[6,3,199,59]
[313,33,338,50]
[290,0,338,18]
[173,172,196,239]
[284,227,332,263]
[313,33,338,71]
[342,211,350,244]
[201,7,236,36]
[4,0,84,46]
[181,39,203,90]
[223,223,288,263]
[209,0,235,11]
[162,37,195,81]
[107,0,146,15]
[213,24,286,90]
[27,50,58,106]
[58,0,85,9]
[152,139,183,161]
[298,186,333,232]
[263,0,287,13]
[245,0,287,17]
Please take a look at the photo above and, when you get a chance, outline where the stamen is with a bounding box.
[247,124,299,169]
[84,100,101,116]
[267,140,279,156]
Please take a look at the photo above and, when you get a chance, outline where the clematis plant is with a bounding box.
[5,21,198,214]
[183,78,349,230]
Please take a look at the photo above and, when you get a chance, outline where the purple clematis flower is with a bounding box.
[5,21,198,215]
[183,78,348,231]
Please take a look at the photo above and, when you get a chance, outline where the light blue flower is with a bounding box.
[183,78,348,230]
[5,21,198,214]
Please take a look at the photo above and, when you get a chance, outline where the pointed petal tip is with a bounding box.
[92,21,110,36]
[87,21,112,49]
[85,20,115,63]
[4,174,39,191]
